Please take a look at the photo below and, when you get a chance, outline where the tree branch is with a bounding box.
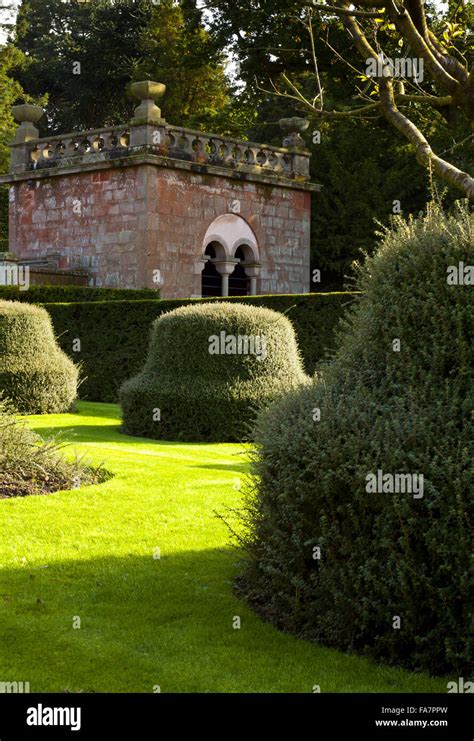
[385,0,460,96]
[340,7,379,60]
[302,1,383,18]
[306,10,324,109]
[427,30,469,86]
[378,79,474,199]
[397,93,453,106]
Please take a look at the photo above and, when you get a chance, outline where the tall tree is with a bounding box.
[10,0,231,134]
[208,0,473,285]
[227,0,474,198]
[0,43,30,173]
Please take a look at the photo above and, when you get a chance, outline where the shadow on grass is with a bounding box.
[28,421,235,449]
[191,463,250,475]
[30,423,120,437]
[0,549,441,693]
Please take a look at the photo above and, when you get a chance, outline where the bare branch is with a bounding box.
[306,10,324,109]
[438,133,474,157]
[340,8,380,60]
[302,1,383,18]
[257,75,380,118]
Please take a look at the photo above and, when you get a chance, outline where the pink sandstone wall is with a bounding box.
[8,164,311,298]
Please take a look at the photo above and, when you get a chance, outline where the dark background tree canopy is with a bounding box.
[1,0,472,288]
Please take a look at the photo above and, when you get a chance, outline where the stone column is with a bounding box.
[213,259,238,297]
[129,81,167,149]
[244,263,261,295]
[9,104,44,174]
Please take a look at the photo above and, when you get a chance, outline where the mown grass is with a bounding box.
[0,402,448,692]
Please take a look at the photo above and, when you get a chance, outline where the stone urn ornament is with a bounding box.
[279,117,310,148]
[130,81,167,124]
[11,104,44,143]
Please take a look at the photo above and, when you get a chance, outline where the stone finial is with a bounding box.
[279,117,310,148]
[130,80,166,123]
[11,104,44,143]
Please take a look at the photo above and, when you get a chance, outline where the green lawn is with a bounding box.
[0,402,447,693]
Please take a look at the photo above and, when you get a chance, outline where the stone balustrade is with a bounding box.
[27,126,131,164]
[7,83,311,182]
[162,125,294,175]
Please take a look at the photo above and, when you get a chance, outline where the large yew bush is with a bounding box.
[238,203,473,675]
[0,301,78,413]
[120,301,308,442]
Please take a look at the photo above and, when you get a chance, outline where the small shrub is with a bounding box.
[120,301,309,442]
[0,399,106,497]
[0,301,78,413]
[238,202,473,675]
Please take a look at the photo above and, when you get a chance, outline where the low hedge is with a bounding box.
[0,185,8,253]
[120,302,309,442]
[0,285,160,303]
[40,293,356,402]
[0,300,78,414]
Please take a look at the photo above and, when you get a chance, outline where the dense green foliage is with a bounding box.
[238,203,473,675]
[0,44,30,174]
[38,293,353,403]
[0,398,104,497]
[120,301,308,441]
[0,300,78,413]
[10,0,231,135]
[0,284,160,303]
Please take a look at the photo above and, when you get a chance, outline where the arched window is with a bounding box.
[200,216,260,297]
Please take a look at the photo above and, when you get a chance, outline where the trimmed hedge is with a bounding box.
[0,300,78,414]
[40,293,355,402]
[237,203,474,676]
[120,302,309,442]
[0,285,160,303]
[0,185,8,253]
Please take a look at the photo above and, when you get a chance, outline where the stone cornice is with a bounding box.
[0,150,322,192]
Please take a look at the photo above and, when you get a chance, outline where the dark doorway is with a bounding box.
[201,244,222,297]
[229,246,249,296]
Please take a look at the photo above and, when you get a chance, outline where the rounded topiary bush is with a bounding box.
[0,300,78,413]
[238,203,473,676]
[120,301,308,441]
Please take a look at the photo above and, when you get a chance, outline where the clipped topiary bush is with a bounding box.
[120,301,308,442]
[238,203,473,676]
[39,292,353,402]
[0,301,78,414]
